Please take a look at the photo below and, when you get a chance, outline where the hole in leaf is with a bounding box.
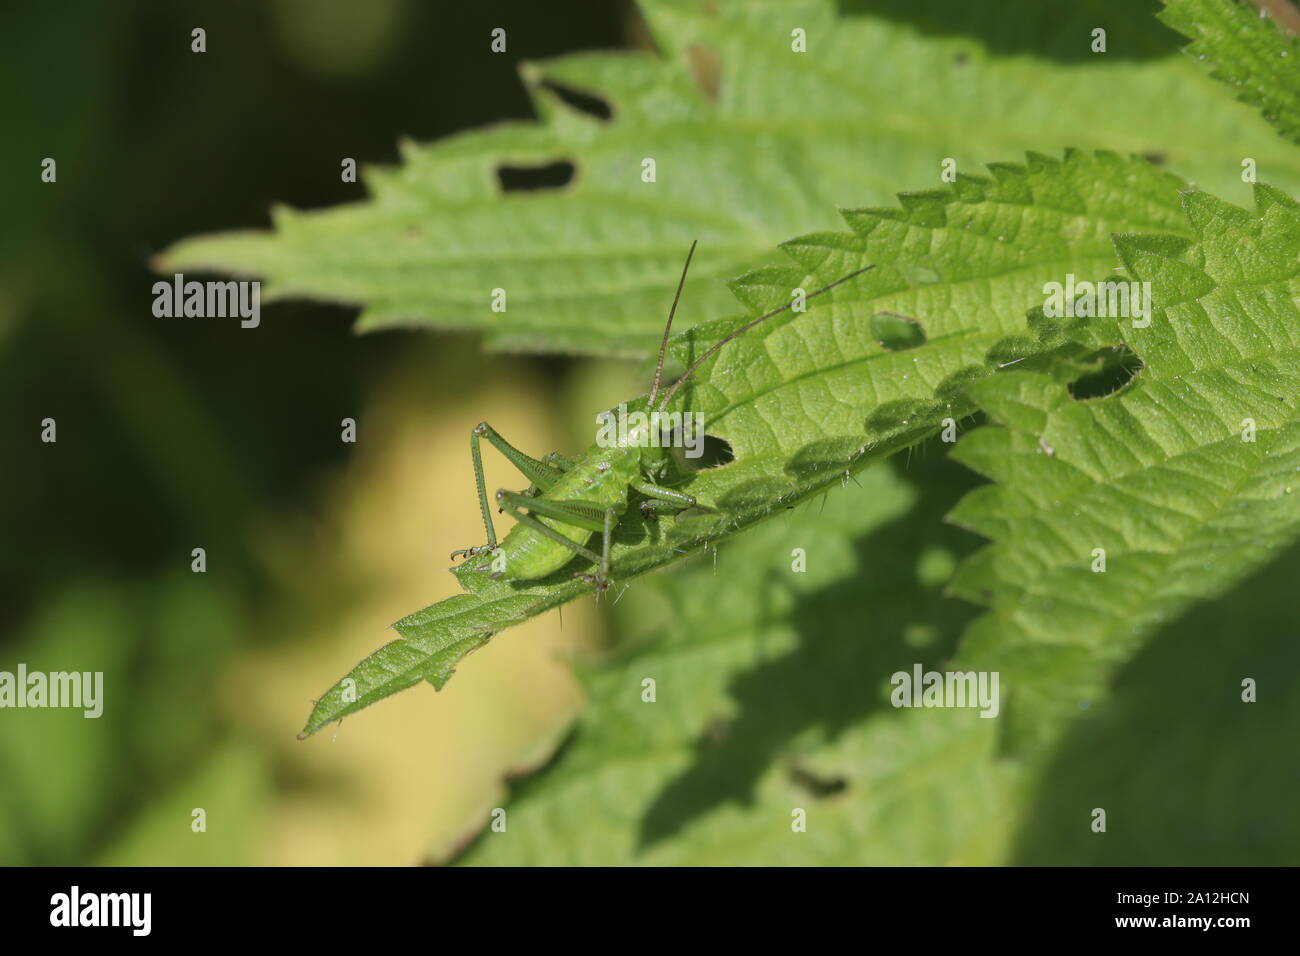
[696,434,735,469]
[538,79,613,121]
[496,159,576,192]
[1068,345,1143,400]
[788,764,849,799]
[678,434,735,472]
[870,311,927,351]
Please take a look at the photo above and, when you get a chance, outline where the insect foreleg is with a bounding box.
[640,497,690,515]
[634,481,695,507]
[634,480,706,517]
[475,422,566,492]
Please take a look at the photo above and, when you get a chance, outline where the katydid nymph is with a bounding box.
[450,242,875,592]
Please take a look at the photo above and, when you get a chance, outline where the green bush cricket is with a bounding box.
[451,242,875,592]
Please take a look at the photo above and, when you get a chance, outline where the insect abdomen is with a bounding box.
[497,447,637,581]
[500,519,594,580]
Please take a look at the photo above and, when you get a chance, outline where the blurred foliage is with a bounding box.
[1162,0,1300,145]
[0,0,625,865]
[1015,534,1300,865]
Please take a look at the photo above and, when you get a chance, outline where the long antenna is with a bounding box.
[647,240,697,408]
[656,262,875,411]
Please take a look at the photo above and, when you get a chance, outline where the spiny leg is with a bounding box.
[493,490,604,571]
[451,422,568,560]
[526,452,573,494]
[577,506,617,595]
[452,424,497,560]
[497,490,606,532]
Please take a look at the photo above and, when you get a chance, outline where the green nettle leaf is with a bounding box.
[1162,0,1300,145]
[449,182,1300,866]
[300,151,1192,738]
[1011,535,1300,865]
[157,0,1299,356]
[948,182,1300,752]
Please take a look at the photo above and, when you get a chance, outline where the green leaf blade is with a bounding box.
[301,152,1196,735]
[158,0,1300,356]
[1161,0,1300,145]
[949,181,1300,750]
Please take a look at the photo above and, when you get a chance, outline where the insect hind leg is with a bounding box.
[576,507,617,595]
[453,421,566,560]
[494,490,604,566]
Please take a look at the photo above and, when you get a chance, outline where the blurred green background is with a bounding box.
[3,0,1296,866]
[0,0,638,866]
